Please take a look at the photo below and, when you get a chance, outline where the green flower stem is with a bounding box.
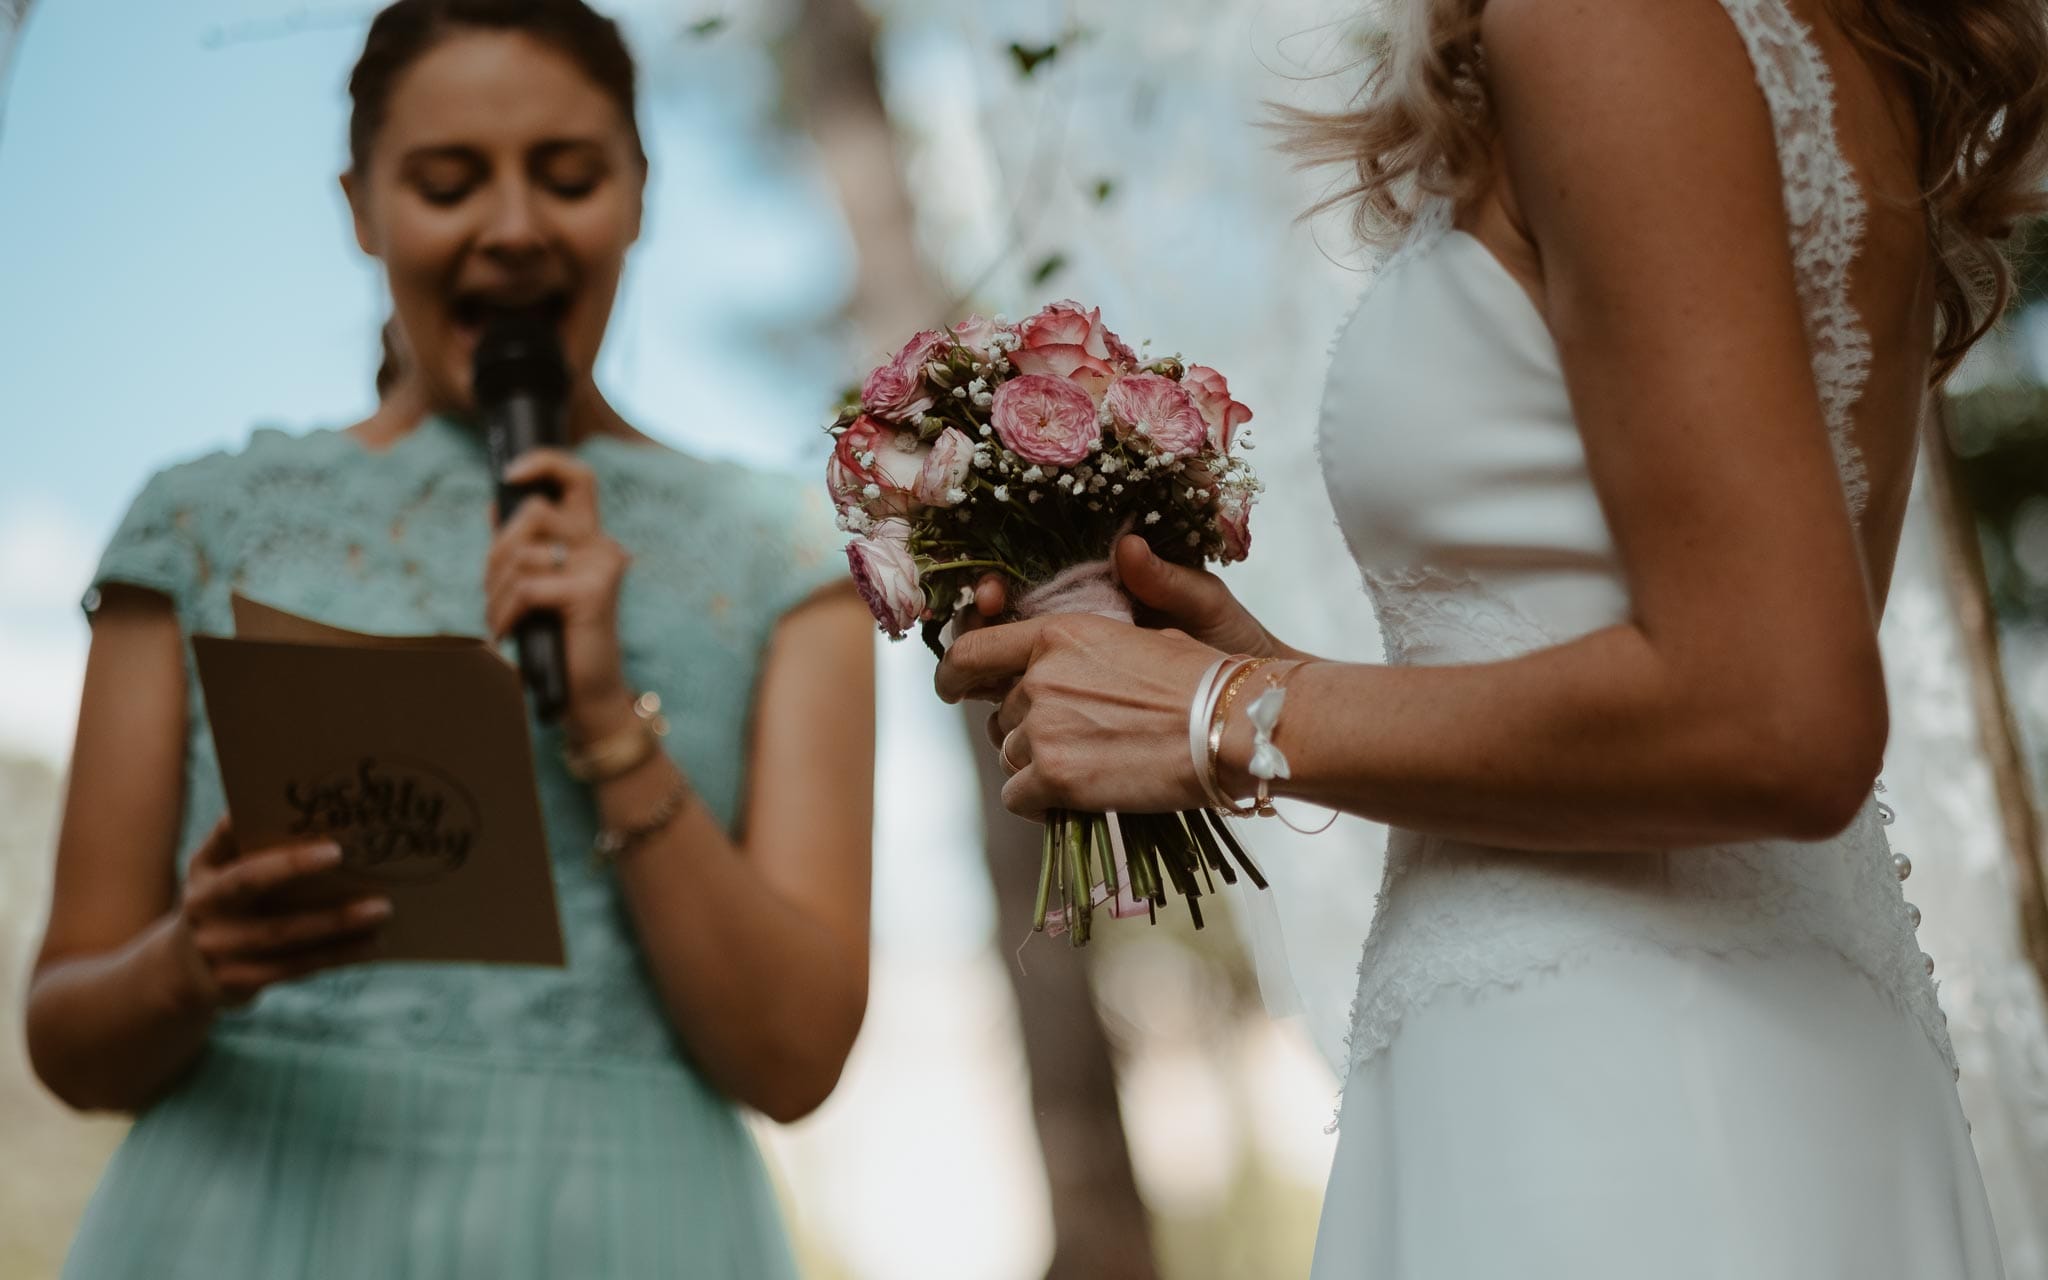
[1033,819,1056,932]
[921,559,1017,576]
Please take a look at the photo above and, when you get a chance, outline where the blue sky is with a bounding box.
[0,0,860,758]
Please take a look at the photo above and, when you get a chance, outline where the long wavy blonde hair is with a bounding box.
[1278,0,2048,382]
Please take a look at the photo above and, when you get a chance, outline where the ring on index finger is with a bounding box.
[999,731,1027,777]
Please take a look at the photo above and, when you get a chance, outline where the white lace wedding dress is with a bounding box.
[1308,2,2003,1275]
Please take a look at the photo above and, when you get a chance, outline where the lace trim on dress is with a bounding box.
[1714,0,1875,520]
[1334,805,1958,1116]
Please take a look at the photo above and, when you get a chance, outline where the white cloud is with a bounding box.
[0,500,98,614]
[0,501,95,764]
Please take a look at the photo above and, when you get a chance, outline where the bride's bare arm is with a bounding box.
[938,0,1886,851]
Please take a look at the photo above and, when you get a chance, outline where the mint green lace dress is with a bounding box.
[64,416,846,1280]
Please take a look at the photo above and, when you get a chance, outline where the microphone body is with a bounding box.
[474,309,570,722]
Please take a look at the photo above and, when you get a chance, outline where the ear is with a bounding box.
[339,170,378,257]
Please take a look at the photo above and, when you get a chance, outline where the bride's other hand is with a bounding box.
[948,535,1300,661]
[1112,535,1299,660]
[935,613,1222,819]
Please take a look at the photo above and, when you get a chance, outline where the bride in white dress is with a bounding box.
[937,0,2048,1273]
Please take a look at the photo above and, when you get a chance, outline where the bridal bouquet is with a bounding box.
[828,300,1269,944]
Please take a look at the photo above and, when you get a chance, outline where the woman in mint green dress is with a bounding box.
[26,3,875,1275]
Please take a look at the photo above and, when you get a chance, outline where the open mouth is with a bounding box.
[451,290,572,344]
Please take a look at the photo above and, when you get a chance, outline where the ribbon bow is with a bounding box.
[1245,686,1291,782]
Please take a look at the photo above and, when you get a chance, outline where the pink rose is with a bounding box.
[990,374,1101,468]
[1216,495,1252,563]
[828,415,927,517]
[1105,373,1208,456]
[913,427,975,508]
[1008,344,1117,400]
[1181,365,1252,454]
[847,533,923,638]
[1009,300,1134,399]
[861,329,952,422]
[949,314,1001,356]
[1018,300,1138,365]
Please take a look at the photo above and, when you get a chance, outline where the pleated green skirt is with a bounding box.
[62,1030,799,1279]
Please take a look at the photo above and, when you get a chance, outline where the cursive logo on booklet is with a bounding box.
[284,756,478,883]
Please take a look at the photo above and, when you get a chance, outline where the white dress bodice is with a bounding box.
[1315,0,1952,1086]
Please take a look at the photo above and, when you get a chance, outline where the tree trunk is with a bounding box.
[1925,405,2048,996]
[785,3,1161,1274]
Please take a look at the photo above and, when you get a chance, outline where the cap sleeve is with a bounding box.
[765,476,852,624]
[84,464,208,624]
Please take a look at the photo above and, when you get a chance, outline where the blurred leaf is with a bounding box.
[1947,382,2048,619]
[686,15,726,39]
[1093,178,1116,204]
[1030,253,1068,286]
[1008,41,1060,77]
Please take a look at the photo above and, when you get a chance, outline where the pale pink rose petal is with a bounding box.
[912,427,976,507]
[847,534,923,637]
[1016,303,1094,350]
[1007,344,1116,400]
[950,314,1000,355]
[1216,497,1253,563]
[1105,372,1208,456]
[1017,300,1137,370]
[862,328,952,423]
[990,374,1101,468]
[1182,364,1253,454]
[829,415,925,517]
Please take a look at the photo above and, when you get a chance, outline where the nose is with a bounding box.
[476,176,547,264]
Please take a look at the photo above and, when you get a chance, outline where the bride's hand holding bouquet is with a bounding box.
[829,301,1295,943]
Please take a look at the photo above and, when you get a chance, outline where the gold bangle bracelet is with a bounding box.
[564,691,670,783]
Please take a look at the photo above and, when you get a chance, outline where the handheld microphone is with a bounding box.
[474,306,570,723]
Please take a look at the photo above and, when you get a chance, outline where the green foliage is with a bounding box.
[1008,41,1061,77]
[1030,252,1068,286]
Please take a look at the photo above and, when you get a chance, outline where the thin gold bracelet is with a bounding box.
[591,773,694,867]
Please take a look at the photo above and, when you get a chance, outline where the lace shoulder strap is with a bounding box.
[1711,0,1874,519]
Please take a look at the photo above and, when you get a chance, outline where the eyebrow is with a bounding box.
[399,138,609,165]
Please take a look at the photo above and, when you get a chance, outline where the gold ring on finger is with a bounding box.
[999,731,1026,777]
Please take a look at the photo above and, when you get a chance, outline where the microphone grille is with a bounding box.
[473,306,567,406]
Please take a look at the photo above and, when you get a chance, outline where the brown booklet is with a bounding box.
[191,595,566,967]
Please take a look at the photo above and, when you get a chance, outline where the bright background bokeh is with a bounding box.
[9,3,2048,1278]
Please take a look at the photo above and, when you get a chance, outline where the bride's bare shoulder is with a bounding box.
[1480,0,1780,130]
